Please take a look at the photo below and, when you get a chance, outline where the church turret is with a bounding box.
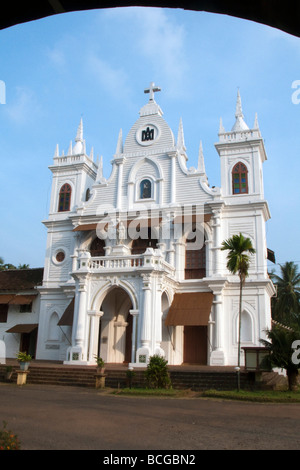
[231,89,249,132]
[215,91,267,199]
[48,118,97,216]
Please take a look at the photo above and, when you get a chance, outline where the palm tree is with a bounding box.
[270,262,300,327]
[260,324,300,391]
[221,233,256,390]
[17,263,30,270]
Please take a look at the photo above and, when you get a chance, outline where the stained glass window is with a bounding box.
[232,162,248,194]
[58,183,71,212]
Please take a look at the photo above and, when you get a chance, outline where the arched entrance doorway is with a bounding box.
[97,287,133,364]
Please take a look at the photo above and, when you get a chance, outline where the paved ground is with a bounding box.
[0,383,299,452]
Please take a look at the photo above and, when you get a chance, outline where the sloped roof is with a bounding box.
[0,268,44,291]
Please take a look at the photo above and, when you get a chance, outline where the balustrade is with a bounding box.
[83,253,174,275]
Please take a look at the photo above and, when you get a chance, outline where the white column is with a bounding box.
[212,210,222,276]
[129,309,139,365]
[74,280,87,356]
[116,157,125,210]
[174,240,185,280]
[153,278,164,357]
[65,277,88,364]
[141,282,151,348]
[213,294,223,350]
[210,293,225,365]
[135,275,152,366]
[87,310,103,363]
[170,154,176,204]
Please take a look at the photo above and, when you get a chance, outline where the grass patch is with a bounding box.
[111,387,189,397]
[202,389,300,403]
[107,387,300,402]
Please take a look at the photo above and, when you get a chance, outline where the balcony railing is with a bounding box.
[77,250,175,276]
[89,255,144,270]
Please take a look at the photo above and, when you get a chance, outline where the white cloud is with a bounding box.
[5,86,41,124]
[86,52,131,103]
[46,46,66,68]
[102,7,189,98]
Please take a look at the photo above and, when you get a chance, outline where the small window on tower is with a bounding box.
[140,179,152,199]
[58,184,72,212]
[232,162,248,195]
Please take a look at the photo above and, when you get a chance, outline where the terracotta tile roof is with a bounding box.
[0,268,44,291]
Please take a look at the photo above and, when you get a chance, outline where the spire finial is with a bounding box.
[253,112,259,129]
[54,143,59,158]
[198,141,205,173]
[68,140,73,155]
[219,117,225,134]
[75,117,83,142]
[89,147,94,161]
[177,117,186,150]
[235,89,243,118]
[96,155,103,182]
[231,89,249,132]
[115,129,123,155]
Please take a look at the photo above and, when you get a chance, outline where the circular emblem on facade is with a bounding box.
[136,123,160,146]
[52,249,67,266]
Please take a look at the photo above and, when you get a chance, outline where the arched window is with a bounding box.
[85,188,91,201]
[140,179,152,199]
[232,162,248,194]
[48,312,60,341]
[90,237,105,257]
[241,310,253,342]
[58,183,72,212]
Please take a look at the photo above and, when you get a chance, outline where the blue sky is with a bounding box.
[0,7,299,273]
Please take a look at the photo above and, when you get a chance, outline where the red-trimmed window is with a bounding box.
[58,184,72,212]
[232,162,248,194]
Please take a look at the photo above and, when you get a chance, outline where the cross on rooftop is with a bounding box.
[144,82,161,102]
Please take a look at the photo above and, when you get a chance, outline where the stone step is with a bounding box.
[0,364,255,391]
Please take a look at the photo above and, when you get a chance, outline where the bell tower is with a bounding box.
[215,91,267,200]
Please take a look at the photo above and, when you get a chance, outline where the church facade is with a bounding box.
[33,83,275,367]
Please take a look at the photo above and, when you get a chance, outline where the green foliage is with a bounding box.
[260,324,300,390]
[0,257,29,271]
[221,233,256,391]
[16,351,32,362]
[94,355,105,368]
[221,232,256,281]
[145,355,171,389]
[0,422,21,450]
[202,389,300,402]
[270,261,300,326]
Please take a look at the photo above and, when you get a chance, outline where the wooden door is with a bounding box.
[184,326,207,364]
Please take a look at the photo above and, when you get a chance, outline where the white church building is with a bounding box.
[28,83,275,368]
